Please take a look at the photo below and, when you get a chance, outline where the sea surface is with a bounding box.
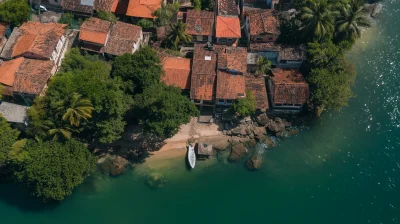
[1,1,400,223]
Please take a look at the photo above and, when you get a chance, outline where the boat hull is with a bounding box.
[188,145,196,169]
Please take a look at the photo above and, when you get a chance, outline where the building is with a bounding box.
[126,0,162,19]
[61,0,119,15]
[268,68,309,111]
[215,47,247,112]
[0,22,67,64]
[0,22,10,54]
[161,56,191,91]
[79,17,112,53]
[185,10,214,43]
[249,43,306,68]
[0,58,56,101]
[215,16,241,46]
[245,74,269,111]
[216,0,239,16]
[0,102,29,128]
[245,9,280,44]
[104,21,143,56]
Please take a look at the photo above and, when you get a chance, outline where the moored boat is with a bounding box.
[188,143,196,169]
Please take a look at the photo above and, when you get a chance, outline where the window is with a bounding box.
[256,37,263,41]
[227,38,233,42]
[219,38,227,43]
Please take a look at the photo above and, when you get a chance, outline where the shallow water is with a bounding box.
[1,1,400,223]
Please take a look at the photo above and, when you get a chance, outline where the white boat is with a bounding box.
[188,143,196,169]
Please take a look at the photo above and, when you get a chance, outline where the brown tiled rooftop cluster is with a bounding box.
[80,17,112,45]
[216,70,245,99]
[94,0,117,12]
[185,10,214,36]
[217,47,247,72]
[161,56,191,90]
[61,0,94,14]
[270,68,309,105]
[249,9,280,35]
[217,0,238,16]
[105,21,142,56]
[245,74,269,110]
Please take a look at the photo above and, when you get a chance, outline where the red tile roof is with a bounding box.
[217,0,238,16]
[245,74,269,110]
[191,44,217,100]
[270,68,309,105]
[249,9,280,35]
[12,59,55,95]
[126,0,161,19]
[185,10,214,36]
[215,16,241,38]
[217,47,247,73]
[61,0,94,14]
[94,0,117,11]
[105,21,142,56]
[0,57,24,86]
[216,70,245,99]
[80,18,111,45]
[161,57,191,89]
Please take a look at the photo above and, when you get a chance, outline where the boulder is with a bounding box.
[224,122,233,130]
[98,155,129,176]
[256,113,270,126]
[288,127,300,136]
[248,139,257,147]
[228,143,248,162]
[267,120,285,133]
[209,136,230,151]
[280,119,292,127]
[262,136,277,149]
[276,130,290,139]
[371,3,382,18]
[247,155,263,170]
[252,126,267,137]
[146,172,167,189]
[231,126,247,136]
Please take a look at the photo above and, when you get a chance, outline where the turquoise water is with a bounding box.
[1,2,400,223]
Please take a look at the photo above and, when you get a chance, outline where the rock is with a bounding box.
[249,133,254,139]
[228,143,248,162]
[371,3,382,18]
[231,126,247,136]
[98,155,129,176]
[245,127,252,135]
[280,119,292,127]
[276,130,290,139]
[247,155,263,170]
[224,122,233,130]
[209,136,230,151]
[244,116,252,123]
[248,139,257,147]
[288,127,300,136]
[267,120,285,133]
[110,156,129,176]
[262,136,277,149]
[252,126,267,137]
[256,113,270,126]
[146,172,167,189]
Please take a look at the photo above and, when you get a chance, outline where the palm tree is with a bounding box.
[334,0,371,42]
[167,21,192,50]
[256,56,272,75]
[43,119,73,141]
[56,93,94,127]
[300,0,335,41]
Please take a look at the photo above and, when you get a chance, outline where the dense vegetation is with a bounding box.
[232,91,257,117]
[153,3,180,27]
[0,0,30,26]
[96,11,119,22]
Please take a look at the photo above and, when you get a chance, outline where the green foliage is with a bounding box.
[201,0,214,10]
[59,13,74,28]
[111,46,163,94]
[134,84,199,138]
[232,91,256,117]
[97,11,119,22]
[0,0,30,26]
[137,19,154,29]
[11,139,96,201]
[307,41,341,67]
[277,19,306,45]
[167,21,192,50]
[27,48,133,143]
[300,0,335,41]
[256,56,272,75]
[0,116,20,167]
[55,93,94,127]
[0,84,3,100]
[194,0,202,10]
[153,3,180,27]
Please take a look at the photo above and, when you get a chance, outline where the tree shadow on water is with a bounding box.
[0,184,59,213]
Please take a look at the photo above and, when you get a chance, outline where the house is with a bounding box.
[61,0,119,16]
[245,74,269,111]
[126,0,162,19]
[104,21,143,56]
[161,56,191,92]
[190,44,218,113]
[245,9,280,44]
[215,16,241,46]
[249,43,306,68]
[0,102,29,129]
[79,17,112,53]
[0,58,56,102]
[215,47,247,112]
[216,0,239,16]
[268,68,309,111]
[0,22,10,54]
[0,22,67,64]
[185,10,214,43]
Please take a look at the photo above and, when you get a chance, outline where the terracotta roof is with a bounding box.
[94,0,117,11]
[249,9,280,35]
[216,70,245,99]
[217,0,238,16]
[185,10,214,36]
[249,42,282,52]
[0,22,66,60]
[161,57,191,89]
[0,58,24,86]
[280,46,306,60]
[0,22,8,37]
[61,0,94,14]
[12,59,55,95]
[245,74,269,110]
[191,44,217,100]
[80,18,111,45]
[105,21,142,56]
[126,0,161,19]
[217,47,247,73]
[215,16,241,38]
[270,68,309,105]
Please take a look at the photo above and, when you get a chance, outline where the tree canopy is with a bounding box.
[96,11,119,22]
[0,0,30,26]
[153,3,180,27]
[232,91,256,117]
[167,21,192,50]
[11,139,96,201]
[134,83,199,138]
[0,116,20,167]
